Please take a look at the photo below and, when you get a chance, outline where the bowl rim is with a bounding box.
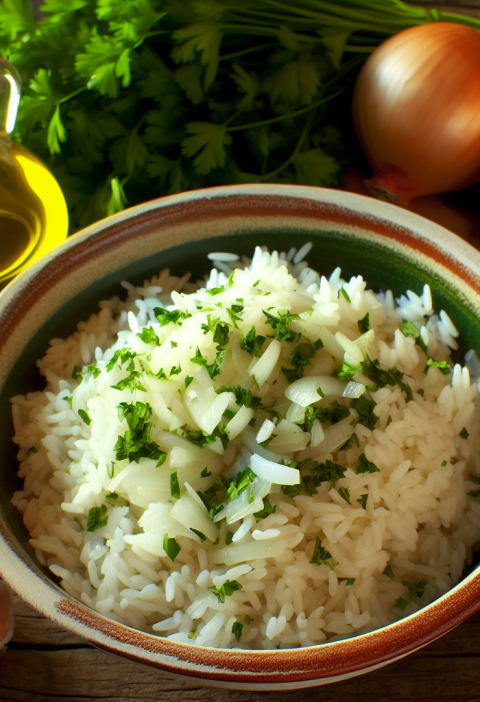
[2,182,480,688]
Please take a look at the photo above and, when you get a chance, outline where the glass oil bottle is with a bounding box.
[0,58,68,287]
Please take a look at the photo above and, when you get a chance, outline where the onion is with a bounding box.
[250,453,300,486]
[342,381,366,399]
[297,415,354,460]
[353,23,480,207]
[255,418,275,443]
[285,375,347,407]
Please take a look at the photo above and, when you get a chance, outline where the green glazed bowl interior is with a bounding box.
[1,184,480,689]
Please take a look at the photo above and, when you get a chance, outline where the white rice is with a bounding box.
[10,245,480,650]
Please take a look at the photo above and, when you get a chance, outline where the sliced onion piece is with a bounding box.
[255,418,275,444]
[274,419,303,435]
[249,339,281,388]
[250,453,300,485]
[310,418,324,447]
[184,386,234,435]
[297,415,354,460]
[241,425,283,463]
[285,375,347,407]
[211,534,304,565]
[285,401,305,423]
[342,381,366,399]
[213,476,271,524]
[226,404,254,440]
[227,447,252,478]
[170,493,219,543]
[268,432,311,454]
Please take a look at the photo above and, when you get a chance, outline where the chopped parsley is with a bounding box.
[338,362,357,381]
[281,342,316,382]
[225,531,234,545]
[187,424,229,451]
[262,309,300,343]
[301,405,329,432]
[361,357,412,402]
[383,566,395,580]
[106,348,137,372]
[111,371,147,393]
[209,579,242,603]
[171,341,178,348]
[254,498,277,522]
[240,326,265,356]
[65,396,73,408]
[200,467,212,478]
[86,505,108,532]
[400,320,429,355]
[104,492,118,506]
[314,338,324,350]
[426,358,452,375]
[78,409,92,425]
[72,365,83,381]
[338,486,351,504]
[402,578,428,599]
[232,621,244,641]
[460,427,469,439]
[281,484,302,498]
[303,460,347,495]
[201,315,230,346]
[356,454,380,474]
[352,394,379,430]
[185,376,194,389]
[198,467,256,517]
[206,286,224,296]
[217,385,261,409]
[329,401,351,424]
[358,313,370,333]
[190,347,225,379]
[341,433,359,450]
[394,597,409,611]
[310,537,334,569]
[115,401,166,466]
[441,460,447,467]
[163,534,181,562]
[170,471,180,500]
[226,467,256,502]
[188,630,195,639]
[154,307,191,327]
[346,578,355,586]
[190,528,207,542]
[338,287,351,303]
[108,462,115,479]
[244,615,253,625]
[357,494,368,509]
[169,364,182,376]
[136,326,160,345]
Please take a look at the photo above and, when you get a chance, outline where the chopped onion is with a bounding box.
[250,453,300,486]
[285,375,347,407]
[211,533,304,565]
[184,386,234,435]
[255,418,275,443]
[241,425,283,463]
[268,432,311,454]
[274,419,303,435]
[297,415,354,460]
[342,381,366,399]
[170,494,219,543]
[285,401,305,423]
[310,418,324,447]
[213,476,271,524]
[226,404,254,440]
[249,339,281,388]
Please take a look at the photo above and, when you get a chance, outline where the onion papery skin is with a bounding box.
[352,22,480,207]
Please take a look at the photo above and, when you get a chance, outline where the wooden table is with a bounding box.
[1,579,480,701]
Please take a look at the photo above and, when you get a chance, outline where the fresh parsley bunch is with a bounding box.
[1,0,477,231]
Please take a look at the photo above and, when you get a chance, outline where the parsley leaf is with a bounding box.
[209,579,242,603]
[163,534,181,562]
[170,471,180,500]
[200,467,212,478]
[115,401,166,466]
[254,497,276,522]
[240,326,265,356]
[352,395,379,430]
[460,427,469,439]
[217,384,260,409]
[402,578,428,599]
[310,537,334,569]
[86,505,108,532]
[106,349,137,372]
[338,486,351,504]
[281,342,315,382]
[262,309,300,343]
[137,327,160,345]
[232,621,244,641]
[190,347,225,379]
[426,358,452,375]
[338,288,351,303]
[356,454,380,474]
[357,313,370,333]
[111,371,147,393]
[154,307,190,327]
[357,493,368,509]
[383,565,395,580]
[78,409,92,425]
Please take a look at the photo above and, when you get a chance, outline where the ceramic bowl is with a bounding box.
[1,184,480,689]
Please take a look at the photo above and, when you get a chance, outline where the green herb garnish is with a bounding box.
[86,505,108,532]
[163,534,181,562]
[209,579,242,604]
[78,409,92,425]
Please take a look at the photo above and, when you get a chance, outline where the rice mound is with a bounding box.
[10,245,480,650]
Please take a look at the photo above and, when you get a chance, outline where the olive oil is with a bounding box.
[0,59,68,287]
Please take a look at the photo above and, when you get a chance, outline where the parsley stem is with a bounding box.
[219,42,275,61]
[260,110,313,180]
[226,85,348,133]
[59,86,87,104]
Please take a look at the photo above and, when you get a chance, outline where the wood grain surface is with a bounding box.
[2,1,480,700]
